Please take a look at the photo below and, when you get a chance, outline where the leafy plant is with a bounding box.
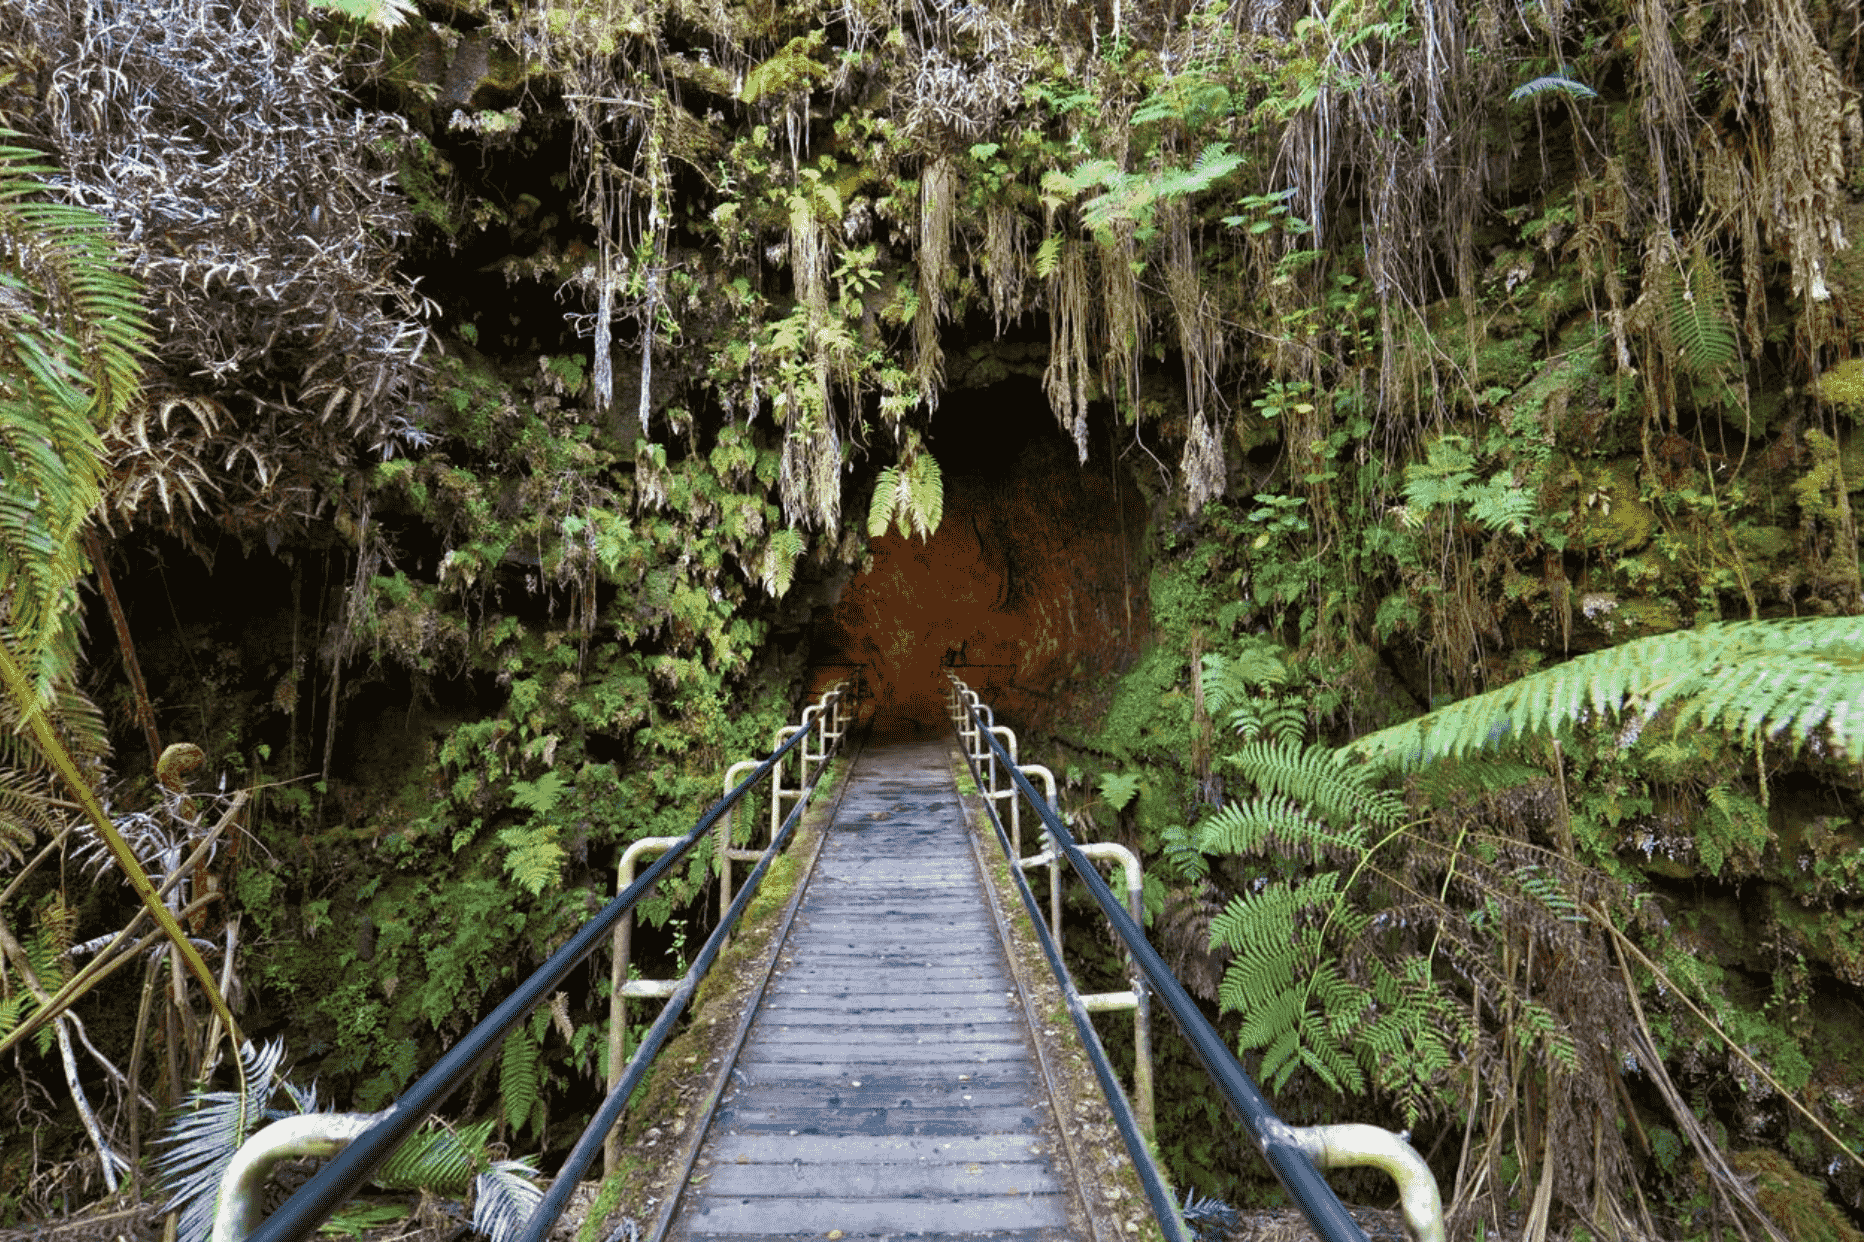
[1343,616,1864,768]
[0,135,151,698]
[156,1039,541,1242]
[866,448,944,540]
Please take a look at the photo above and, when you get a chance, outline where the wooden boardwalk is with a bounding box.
[664,736,1083,1241]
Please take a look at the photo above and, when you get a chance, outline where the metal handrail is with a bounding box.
[241,686,847,1242]
[948,675,1412,1242]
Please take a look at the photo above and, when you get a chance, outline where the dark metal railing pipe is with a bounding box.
[954,687,1371,1242]
[245,721,818,1242]
[515,756,825,1242]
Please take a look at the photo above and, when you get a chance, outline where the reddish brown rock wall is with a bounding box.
[815,403,1148,731]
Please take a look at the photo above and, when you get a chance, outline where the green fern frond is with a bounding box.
[865,466,900,538]
[1467,476,1536,537]
[760,528,805,597]
[1667,254,1737,376]
[1157,821,1208,880]
[1343,617,1864,768]
[1097,770,1142,811]
[496,823,564,896]
[1405,757,1548,805]
[1508,74,1599,101]
[1230,738,1404,829]
[499,1024,541,1133]
[373,1117,494,1195]
[0,137,150,703]
[1195,794,1340,859]
[904,450,943,538]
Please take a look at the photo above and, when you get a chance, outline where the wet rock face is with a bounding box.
[815,390,1147,731]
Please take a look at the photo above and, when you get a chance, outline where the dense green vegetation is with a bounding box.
[0,0,1862,1237]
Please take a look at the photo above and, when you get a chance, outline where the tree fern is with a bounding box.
[1343,617,1864,769]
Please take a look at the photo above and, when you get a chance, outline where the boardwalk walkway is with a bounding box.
[664,734,1083,1241]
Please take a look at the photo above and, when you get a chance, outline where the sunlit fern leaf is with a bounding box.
[865,466,900,538]
[1033,234,1064,279]
[1343,617,1864,769]
[500,1023,541,1133]
[472,1158,544,1242]
[1667,254,1738,377]
[1230,739,1404,830]
[1467,476,1536,537]
[496,823,564,896]
[1508,74,1599,101]
[157,1039,301,1242]
[904,450,943,538]
[760,528,805,597]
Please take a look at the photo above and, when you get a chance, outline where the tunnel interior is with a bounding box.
[812,378,1150,733]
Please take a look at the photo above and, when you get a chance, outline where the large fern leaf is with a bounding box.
[904,450,944,538]
[499,1023,542,1133]
[0,137,151,701]
[865,466,900,537]
[1230,738,1405,830]
[373,1117,495,1195]
[1667,254,1738,377]
[1344,617,1864,769]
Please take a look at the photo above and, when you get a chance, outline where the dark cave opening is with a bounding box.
[811,376,1149,735]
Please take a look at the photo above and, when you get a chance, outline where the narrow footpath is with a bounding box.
[664,731,1079,1241]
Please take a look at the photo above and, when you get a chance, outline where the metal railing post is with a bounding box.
[606,836,685,1174]
[771,724,802,840]
[719,761,761,920]
[1011,763,1062,955]
[1076,842,1153,1140]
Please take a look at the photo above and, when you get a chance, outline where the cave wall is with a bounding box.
[813,384,1147,730]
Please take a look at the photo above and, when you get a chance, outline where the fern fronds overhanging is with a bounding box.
[0,136,149,700]
[1342,617,1864,769]
[865,448,945,540]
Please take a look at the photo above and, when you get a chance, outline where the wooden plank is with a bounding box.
[668,736,1079,1242]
